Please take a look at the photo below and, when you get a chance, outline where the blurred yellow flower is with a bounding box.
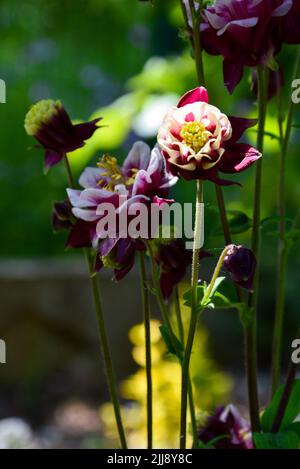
[100,295,232,448]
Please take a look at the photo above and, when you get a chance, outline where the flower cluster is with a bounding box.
[158,87,261,183]
[200,0,300,92]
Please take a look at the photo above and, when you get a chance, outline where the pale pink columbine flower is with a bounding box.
[157,87,261,185]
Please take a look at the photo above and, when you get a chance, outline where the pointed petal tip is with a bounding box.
[177,86,209,108]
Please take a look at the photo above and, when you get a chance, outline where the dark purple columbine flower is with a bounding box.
[24,99,101,170]
[154,238,191,300]
[200,0,294,93]
[158,87,261,185]
[223,244,256,290]
[198,404,252,449]
[154,238,212,299]
[66,142,177,277]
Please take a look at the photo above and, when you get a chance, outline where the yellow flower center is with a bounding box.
[180,121,210,153]
[24,99,61,136]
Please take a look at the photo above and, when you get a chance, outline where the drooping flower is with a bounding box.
[198,404,252,449]
[200,0,295,93]
[154,238,191,299]
[153,237,212,299]
[223,244,256,290]
[157,87,261,184]
[24,99,101,170]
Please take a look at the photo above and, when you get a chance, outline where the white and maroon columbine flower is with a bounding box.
[24,99,101,170]
[157,87,261,185]
[66,142,177,278]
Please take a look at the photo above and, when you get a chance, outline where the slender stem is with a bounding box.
[215,185,232,245]
[180,180,203,449]
[63,154,127,448]
[146,240,198,447]
[174,286,198,446]
[271,47,300,395]
[139,251,153,449]
[175,286,185,344]
[271,344,299,433]
[180,312,198,449]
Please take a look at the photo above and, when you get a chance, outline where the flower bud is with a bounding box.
[223,244,256,291]
[25,99,101,170]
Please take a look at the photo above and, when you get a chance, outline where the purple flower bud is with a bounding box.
[52,200,73,232]
[223,244,256,291]
[198,404,252,449]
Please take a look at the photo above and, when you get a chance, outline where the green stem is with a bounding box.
[271,344,299,433]
[139,251,153,449]
[180,312,198,449]
[271,47,300,395]
[146,240,198,448]
[215,185,232,245]
[180,179,203,449]
[63,154,127,448]
[174,286,198,446]
[246,66,267,433]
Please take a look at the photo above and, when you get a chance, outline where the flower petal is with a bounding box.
[122,141,151,175]
[223,59,244,94]
[79,167,103,188]
[228,117,258,144]
[220,143,261,174]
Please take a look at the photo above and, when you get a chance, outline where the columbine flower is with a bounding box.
[24,99,101,170]
[198,404,252,449]
[223,244,256,290]
[157,87,261,184]
[66,142,177,277]
[200,0,295,93]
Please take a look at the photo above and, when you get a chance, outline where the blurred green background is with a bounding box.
[0,0,299,448]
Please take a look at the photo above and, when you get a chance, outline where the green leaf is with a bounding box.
[159,324,183,360]
[261,379,300,432]
[254,431,300,449]
[260,216,293,238]
[183,279,243,312]
[284,422,300,437]
[285,229,300,247]
[209,276,226,298]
